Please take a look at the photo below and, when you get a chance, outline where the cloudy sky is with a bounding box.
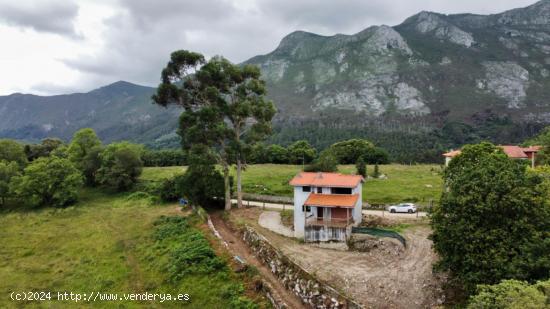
[0,0,538,95]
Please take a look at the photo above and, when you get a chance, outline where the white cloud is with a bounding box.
[0,0,539,95]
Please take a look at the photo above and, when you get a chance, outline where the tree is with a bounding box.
[81,146,103,186]
[363,147,390,164]
[24,138,64,161]
[176,146,227,208]
[0,139,27,168]
[247,143,268,164]
[67,129,102,185]
[9,157,83,207]
[356,157,366,177]
[0,161,20,205]
[266,144,288,164]
[96,142,143,191]
[431,142,550,293]
[153,50,275,210]
[287,140,317,165]
[305,150,338,172]
[329,139,388,164]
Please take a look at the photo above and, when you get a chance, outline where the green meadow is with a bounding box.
[145,164,444,206]
[0,189,260,308]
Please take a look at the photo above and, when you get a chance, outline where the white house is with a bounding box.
[289,172,364,242]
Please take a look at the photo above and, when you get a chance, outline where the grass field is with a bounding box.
[0,189,260,308]
[142,164,444,206]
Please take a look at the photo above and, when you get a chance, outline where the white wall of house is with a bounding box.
[352,184,362,225]
[293,186,310,238]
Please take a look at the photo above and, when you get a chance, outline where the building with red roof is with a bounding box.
[443,145,541,167]
[289,172,364,242]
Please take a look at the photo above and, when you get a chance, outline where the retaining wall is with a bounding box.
[241,226,363,309]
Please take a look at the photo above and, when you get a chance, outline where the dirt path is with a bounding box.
[209,212,306,309]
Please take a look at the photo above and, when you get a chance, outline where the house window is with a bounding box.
[302,206,311,212]
[302,186,311,192]
[331,187,352,194]
[317,187,322,193]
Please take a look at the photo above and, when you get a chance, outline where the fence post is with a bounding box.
[283,204,286,211]
[263,202,265,210]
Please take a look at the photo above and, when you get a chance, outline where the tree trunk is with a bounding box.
[237,157,243,208]
[223,163,231,211]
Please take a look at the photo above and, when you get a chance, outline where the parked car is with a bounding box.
[388,203,417,214]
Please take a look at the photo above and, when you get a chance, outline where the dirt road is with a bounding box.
[208,212,306,309]
[232,199,427,219]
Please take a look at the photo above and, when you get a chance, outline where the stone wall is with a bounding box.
[241,226,363,309]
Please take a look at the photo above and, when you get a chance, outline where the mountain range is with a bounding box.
[2,1,550,161]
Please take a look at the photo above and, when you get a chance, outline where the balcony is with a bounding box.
[306,216,354,228]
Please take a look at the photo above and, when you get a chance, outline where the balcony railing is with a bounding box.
[306,217,354,228]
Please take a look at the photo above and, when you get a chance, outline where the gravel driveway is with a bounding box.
[258,211,294,237]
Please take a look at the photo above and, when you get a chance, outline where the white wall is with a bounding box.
[293,186,310,238]
[352,183,363,225]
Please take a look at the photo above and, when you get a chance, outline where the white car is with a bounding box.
[388,203,417,214]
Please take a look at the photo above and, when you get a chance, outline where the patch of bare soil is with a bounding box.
[209,211,306,309]
[230,208,446,309]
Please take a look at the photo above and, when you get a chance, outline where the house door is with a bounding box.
[317,207,323,219]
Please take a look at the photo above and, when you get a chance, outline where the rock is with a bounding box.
[480,61,529,108]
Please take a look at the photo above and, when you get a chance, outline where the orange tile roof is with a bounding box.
[289,172,363,188]
[521,145,542,153]
[442,145,538,159]
[443,150,461,157]
[499,146,528,158]
[304,194,359,208]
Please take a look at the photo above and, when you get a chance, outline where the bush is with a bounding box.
[468,279,550,309]
[96,142,143,191]
[0,139,27,168]
[266,144,288,164]
[158,174,185,202]
[305,150,338,172]
[24,138,64,161]
[177,163,228,208]
[0,160,20,205]
[10,157,83,208]
[142,149,186,167]
[330,139,389,164]
[153,216,225,282]
[287,140,316,164]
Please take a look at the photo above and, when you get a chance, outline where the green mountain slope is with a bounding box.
[0,81,181,146]
[243,0,550,160]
